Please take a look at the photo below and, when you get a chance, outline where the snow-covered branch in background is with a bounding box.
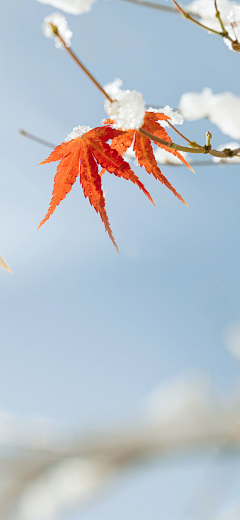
[36,0,96,14]
[186,0,239,30]
[1,368,240,520]
[172,0,240,50]
[186,0,240,48]
[179,88,240,140]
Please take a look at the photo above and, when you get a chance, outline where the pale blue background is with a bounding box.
[1,0,240,518]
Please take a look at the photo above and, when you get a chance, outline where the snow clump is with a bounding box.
[42,12,73,48]
[104,79,145,130]
[207,91,240,138]
[65,125,91,141]
[179,88,240,139]
[179,88,213,120]
[147,106,184,126]
[37,0,97,14]
[104,78,123,99]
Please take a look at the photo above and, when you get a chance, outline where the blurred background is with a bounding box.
[1,0,240,518]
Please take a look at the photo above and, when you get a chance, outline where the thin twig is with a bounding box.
[140,127,203,153]
[52,27,112,102]
[171,0,234,41]
[167,121,202,148]
[214,0,228,35]
[117,0,204,17]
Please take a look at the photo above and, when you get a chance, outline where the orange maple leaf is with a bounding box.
[105,112,194,206]
[38,126,154,252]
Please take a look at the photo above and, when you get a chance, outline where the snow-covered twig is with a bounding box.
[1,374,240,519]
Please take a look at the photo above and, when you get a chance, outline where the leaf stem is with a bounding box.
[53,27,112,102]
[167,121,202,148]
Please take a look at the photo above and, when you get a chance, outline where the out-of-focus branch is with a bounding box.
[1,375,240,520]
[117,0,178,12]
[19,130,57,149]
[0,256,13,274]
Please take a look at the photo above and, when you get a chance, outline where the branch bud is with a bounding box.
[51,24,58,35]
[232,41,240,52]
[206,132,212,147]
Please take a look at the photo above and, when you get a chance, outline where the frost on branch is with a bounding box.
[104,79,145,130]
[179,88,240,139]
[37,0,97,14]
[42,12,73,48]
[147,106,184,127]
[65,125,92,141]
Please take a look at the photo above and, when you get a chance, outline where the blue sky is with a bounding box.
[1,0,240,518]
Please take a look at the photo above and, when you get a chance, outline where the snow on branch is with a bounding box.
[36,0,97,14]
[1,372,240,519]
[42,12,73,48]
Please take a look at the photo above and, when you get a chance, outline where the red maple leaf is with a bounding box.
[104,112,194,206]
[38,126,154,252]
